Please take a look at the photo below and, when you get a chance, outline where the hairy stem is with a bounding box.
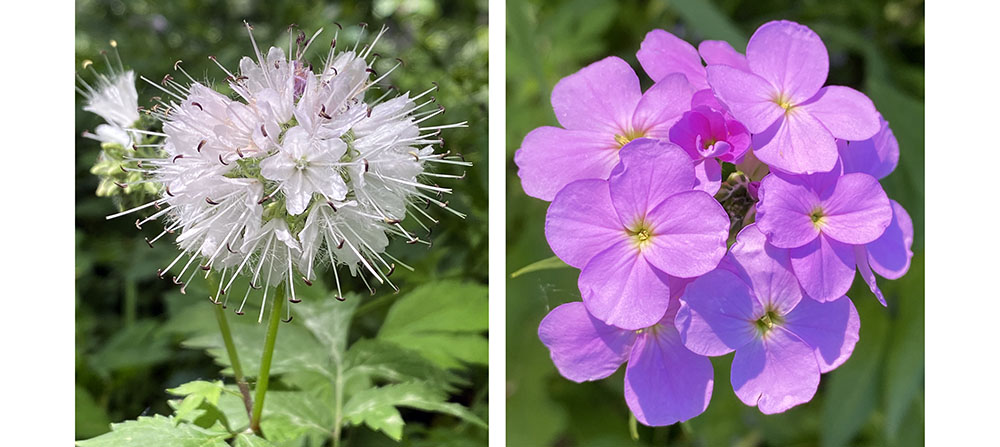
[250,285,285,435]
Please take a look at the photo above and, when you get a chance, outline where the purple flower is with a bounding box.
[637,28,748,88]
[755,167,893,303]
[676,225,860,414]
[545,139,730,329]
[706,20,881,174]
[837,116,914,303]
[669,105,751,194]
[514,57,694,200]
[539,295,713,426]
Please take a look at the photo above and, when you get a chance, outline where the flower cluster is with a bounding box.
[517,20,913,425]
[79,24,468,321]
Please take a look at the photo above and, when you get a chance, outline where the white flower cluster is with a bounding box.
[76,40,140,148]
[86,24,468,321]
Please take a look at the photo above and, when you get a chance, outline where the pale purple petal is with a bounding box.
[783,295,860,372]
[515,126,620,201]
[855,245,887,306]
[746,20,828,105]
[789,235,856,303]
[726,225,803,315]
[637,29,708,89]
[698,40,749,71]
[551,56,641,134]
[706,65,783,133]
[643,190,730,278]
[690,88,727,111]
[820,173,892,245]
[839,116,899,180]
[753,110,839,174]
[538,302,636,382]
[624,327,714,426]
[799,86,880,140]
[866,200,914,280]
[579,239,672,330]
[731,327,820,414]
[676,268,759,356]
[755,174,822,248]
[609,140,695,224]
[545,179,623,268]
[633,73,695,139]
[693,159,722,195]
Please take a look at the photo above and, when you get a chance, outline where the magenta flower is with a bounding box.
[706,20,881,174]
[838,117,913,304]
[669,105,751,194]
[676,225,860,414]
[545,139,730,329]
[756,167,893,303]
[539,296,713,426]
[514,57,694,201]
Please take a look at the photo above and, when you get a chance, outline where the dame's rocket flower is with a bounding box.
[706,20,881,174]
[99,23,468,319]
[677,225,859,414]
[668,105,750,194]
[544,139,729,329]
[514,58,694,201]
[539,290,713,426]
[636,28,748,89]
[755,167,893,303]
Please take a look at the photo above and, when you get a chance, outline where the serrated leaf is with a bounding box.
[345,338,463,392]
[76,415,229,447]
[344,382,486,442]
[258,390,333,443]
[90,319,171,375]
[510,255,571,278]
[233,433,277,447]
[167,380,225,426]
[295,292,361,366]
[378,281,487,369]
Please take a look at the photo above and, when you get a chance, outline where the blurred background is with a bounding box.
[75,0,487,443]
[506,0,923,446]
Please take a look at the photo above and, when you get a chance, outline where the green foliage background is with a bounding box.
[75,0,488,444]
[506,0,924,446]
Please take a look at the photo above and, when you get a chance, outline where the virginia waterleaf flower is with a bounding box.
[706,20,881,174]
[514,58,694,201]
[97,23,469,320]
[77,41,140,148]
[676,225,860,414]
[544,139,729,329]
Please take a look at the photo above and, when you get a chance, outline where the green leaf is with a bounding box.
[345,338,463,392]
[344,382,487,441]
[75,385,111,439]
[671,0,747,49]
[76,415,229,447]
[378,281,487,369]
[89,319,171,376]
[258,390,333,443]
[820,296,891,447]
[233,433,277,447]
[510,255,572,278]
[167,381,224,422]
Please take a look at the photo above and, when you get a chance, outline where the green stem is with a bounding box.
[333,361,345,447]
[213,301,253,422]
[249,285,285,435]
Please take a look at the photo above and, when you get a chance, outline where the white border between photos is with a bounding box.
[487,0,506,444]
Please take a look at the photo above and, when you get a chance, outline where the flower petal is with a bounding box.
[855,245,887,306]
[756,174,822,248]
[725,225,803,315]
[866,200,914,280]
[538,302,636,382]
[752,109,839,174]
[731,327,820,414]
[643,190,729,278]
[783,295,860,372]
[636,29,708,89]
[800,86,880,141]
[551,56,641,134]
[624,327,714,426]
[514,126,620,201]
[839,116,899,181]
[609,139,695,224]
[746,20,828,105]
[579,239,672,330]
[632,73,695,139]
[820,173,893,245]
[789,235,856,302]
[693,159,722,195]
[676,268,759,356]
[699,40,749,71]
[706,65,783,134]
[545,179,623,268]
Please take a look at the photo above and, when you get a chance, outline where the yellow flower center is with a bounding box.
[614,129,646,148]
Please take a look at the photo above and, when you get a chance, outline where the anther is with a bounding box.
[144,237,154,248]
[387,264,396,277]
[289,296,302,303]
[384,218,401,224]
[161,74,173,85]
[114,182,127,189]
[226,242,237,253]
[172,276,183,285]
[135,219,143,230]
[366,67,378,76]
[301,277,313,286]
[236,147,245,158]
[409,151,420,161]
[359,22,368,29]
[260,124,268,137]
[157,268,166,278]
[363,159,370,173]
[191,101,203,111]
[206,197,220,205]
[334,22,342,30]
[367,105,373,118]
[200,264,211,271]
[250,281,262,290]
[172,155,184,163]
[235,309,245,316]
[173,60,183,70]
[326,200,338,211]
[282,315,294,323]
[119,165,128,173]
[197,140,206,152]
[406,237,419,245]
[335,295,346,302]
[165,185,174,196]
[395,57,405,66]
[219,154,229,165]
[336,239,345,249]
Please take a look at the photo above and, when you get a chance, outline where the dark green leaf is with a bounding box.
[344,382,486,441]
[76,415,229,447]
[510,255,572,278]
